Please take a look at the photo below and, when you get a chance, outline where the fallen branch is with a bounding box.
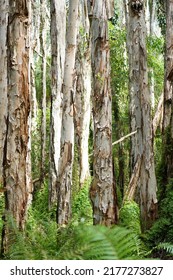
[123,155,141,203]
[89,130,137,157]
[152,93,163,136]
[112,130,137,146]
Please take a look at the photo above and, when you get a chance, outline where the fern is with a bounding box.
[157,242,173,255]
[58,225,144,260]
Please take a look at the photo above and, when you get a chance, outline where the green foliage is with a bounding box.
[119,201,141,234]
[0,193,4,245]
[147,35,164,106]
[57,224,143,260]
[146,179,173,258]
[72,178,92,224]
[156,0,166,35]
[31,107,50,181]
[109,22,130,196]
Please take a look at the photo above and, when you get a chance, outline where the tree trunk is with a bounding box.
[49,0,66,207]
[39,0,47,185]
[89,0,118,226]
[162,0,173,180]
[74,0,91,187]
[57,0,79,225]
[0,0,8,182]
[127,0,157,231]
[1,0,32,254]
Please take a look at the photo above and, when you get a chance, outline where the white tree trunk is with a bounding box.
[49,0,66,207]
[74,0,91,187]
[0,0,8,182]
[57,0,79,225]
[89,0,118,226]
[40,0,47,184]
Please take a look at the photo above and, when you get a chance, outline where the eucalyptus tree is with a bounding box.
[74,0,91,187]
[0,0,8,182]
[40,0,48,185]
[126,0,157,230]
[1,0,32,253]
[162,0,173,180]
[49,0,66,207]
[89,0,118,226]
[57,0,79,225]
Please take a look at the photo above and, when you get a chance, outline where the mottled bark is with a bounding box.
[49,0,66,207]
[1,0,32,253]
[163,0,173,130]
[57,0,79,225]
[162,0,173,180]
[89,0,118,226]
[127,0,157,230]
[0,0,8,182]
[74,0,91,187]
[39,0,47,185]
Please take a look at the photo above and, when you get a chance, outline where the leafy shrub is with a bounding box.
[119,201,141,234]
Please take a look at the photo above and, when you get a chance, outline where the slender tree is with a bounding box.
[89,0,118,226]
[57,0,79,225]
[0,0,8,183]
[74,0,91,187]
[49,0,66,207]
[162,0,173,180]
[40,0,48,185]
[127,0,157,230]
[1,0,32,254]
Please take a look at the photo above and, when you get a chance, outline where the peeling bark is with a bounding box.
[49,0,66,207]
[1,0,32,254]
[163,0,173,131]
[127,0,157,231]
[89,0,118,226]
[40,0,47,185]
[162,0,173,181]
[0,0,8,182]
[74,0,91,187]
[57,0,79,225]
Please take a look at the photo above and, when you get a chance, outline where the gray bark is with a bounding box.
[89,0,118,226]
[49,0,66,207]
[57,0,79,225]
[74,0,91,187]
[127,0,157,230]
[0,0,8,182]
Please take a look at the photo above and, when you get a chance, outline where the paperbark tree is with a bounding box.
[0,0,8,182]
[74,0,91,187]
[40,0,48,185]
[1,0,32,254]
[57,0,79,225]
[162,0,173,180]
[127,0,157,230]
[89,0,118,226]
[49,0,66,207]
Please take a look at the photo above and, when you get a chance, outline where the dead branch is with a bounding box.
[153,93,163,136]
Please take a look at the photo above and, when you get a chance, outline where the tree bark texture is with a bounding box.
[57,0,79,225]
[162,0,173,180]
[90,0,118,226]
[49,0,66,207]
[127,0,157,230]
[74,0,91,187]
[40,0,47,185]
[0,0,8,182]
[163,0,173,130]
[2,0,32,252]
